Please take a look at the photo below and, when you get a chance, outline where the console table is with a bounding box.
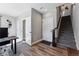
[0,36,18,54]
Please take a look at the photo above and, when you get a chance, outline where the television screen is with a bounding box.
[0,28,8,38]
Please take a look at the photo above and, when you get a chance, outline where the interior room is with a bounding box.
[0,3,79,56]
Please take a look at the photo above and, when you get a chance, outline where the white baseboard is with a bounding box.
[32,39,42,45]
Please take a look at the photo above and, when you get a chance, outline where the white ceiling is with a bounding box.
[0,3,63,17]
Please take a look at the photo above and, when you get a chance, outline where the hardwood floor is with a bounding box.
[17,42,79,56]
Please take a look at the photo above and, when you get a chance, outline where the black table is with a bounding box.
[0,36,18,54]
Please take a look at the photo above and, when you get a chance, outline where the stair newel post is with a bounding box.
[52,29,57,47]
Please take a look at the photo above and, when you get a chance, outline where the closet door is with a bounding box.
[31,8,42,44]
[26,17,32,45]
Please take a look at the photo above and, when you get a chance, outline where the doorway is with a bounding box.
[23,20,26,41]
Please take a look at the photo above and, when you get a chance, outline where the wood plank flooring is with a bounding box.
[17,42,79,56]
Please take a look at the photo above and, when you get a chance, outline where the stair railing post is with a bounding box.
[52,29,57,47]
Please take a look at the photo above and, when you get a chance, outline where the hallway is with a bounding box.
[15,42,79,56]
[57,15,77,49]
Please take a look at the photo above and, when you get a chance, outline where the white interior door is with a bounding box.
[26,17,31,45]
[43,17,53,42]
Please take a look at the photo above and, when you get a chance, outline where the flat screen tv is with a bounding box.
[0,28,8,38]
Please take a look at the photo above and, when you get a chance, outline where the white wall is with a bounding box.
[0,16,17,37]
[43,14,53,42]
[72,4,79,50]
[42,9,56,42]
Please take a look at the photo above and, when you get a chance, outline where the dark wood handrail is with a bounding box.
[52,17,62,47]
[56,17,61,29]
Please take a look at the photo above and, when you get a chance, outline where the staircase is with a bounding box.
[57,15,77,49]
[52,15,77,49]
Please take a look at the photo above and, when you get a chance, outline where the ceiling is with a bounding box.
[0,3,63,17]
